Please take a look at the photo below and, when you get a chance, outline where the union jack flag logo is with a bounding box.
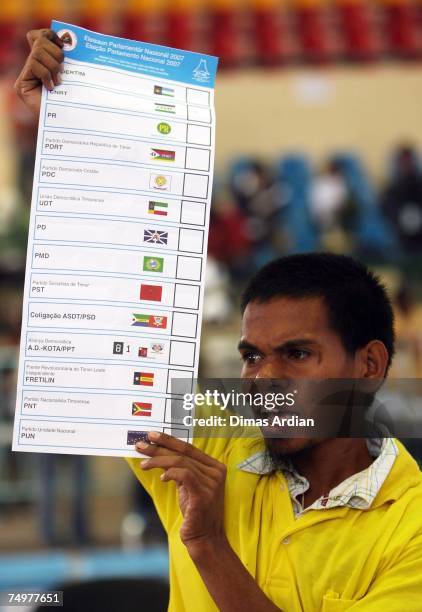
[143,229,168,245]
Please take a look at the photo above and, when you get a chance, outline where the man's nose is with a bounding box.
[255,358,282,379]
[253,359,292,393]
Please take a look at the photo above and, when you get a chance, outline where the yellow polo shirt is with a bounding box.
[127,436,422,611]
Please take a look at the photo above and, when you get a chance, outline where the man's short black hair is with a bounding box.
[241,253,395,370]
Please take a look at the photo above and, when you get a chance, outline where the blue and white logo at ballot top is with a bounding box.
[57,29,78,51]
[192,59,211,83]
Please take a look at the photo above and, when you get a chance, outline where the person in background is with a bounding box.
[208,192,252,283]
[381,145,422,254]
[230,161,283,266]
[389,283,422,468]
[310,159,357,252]
[390,283,422,379]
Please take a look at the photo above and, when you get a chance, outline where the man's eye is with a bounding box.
[287,349,311,361]
[241,352,261,365]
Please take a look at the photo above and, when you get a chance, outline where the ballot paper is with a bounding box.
[12,21,218,457]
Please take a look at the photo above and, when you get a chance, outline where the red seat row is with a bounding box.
[0,2,421,70]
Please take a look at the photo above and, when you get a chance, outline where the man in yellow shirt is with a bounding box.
[15,30,422,611]
[127,254,422,611]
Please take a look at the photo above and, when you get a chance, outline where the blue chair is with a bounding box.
[331,153,397,255]
[275,155,319,253]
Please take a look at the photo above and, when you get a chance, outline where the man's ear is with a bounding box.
[356,340,389,379]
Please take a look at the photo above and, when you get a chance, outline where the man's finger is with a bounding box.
[30,36,65,68]
[38,38,65,64]
[30,48,62,86]
[28,59,56,91]
[145,431,218,467]
[27,29,64,51]
[135,439,174,457]
[136,442,222,480]
[160,467,199,487]
[140,455,218,485]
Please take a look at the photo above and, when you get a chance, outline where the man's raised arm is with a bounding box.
[14,29,64,117]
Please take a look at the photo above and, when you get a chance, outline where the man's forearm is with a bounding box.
[186,536,282,612]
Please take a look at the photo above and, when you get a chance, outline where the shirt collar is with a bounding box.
[237,438,398,514]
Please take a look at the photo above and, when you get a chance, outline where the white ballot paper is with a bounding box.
[12,21,218,457]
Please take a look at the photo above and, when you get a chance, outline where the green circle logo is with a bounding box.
[157,122,171,135]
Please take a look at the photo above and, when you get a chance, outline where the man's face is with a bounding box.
[238,297,360,457]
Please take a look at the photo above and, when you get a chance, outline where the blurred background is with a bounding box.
[0,0,422,609]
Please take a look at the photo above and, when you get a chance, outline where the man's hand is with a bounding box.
[136,431,281,611]
[136,431,227,551]
[14,29,64,118]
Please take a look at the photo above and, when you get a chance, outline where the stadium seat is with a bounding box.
[210,8,239,66]
[164,9,194,51]
[275,155,319,253]
[337,1,376,61]
[383,1,420,58]
[294,1,330,63]
[252,5,287,65]
[331,153,397,255]
[121,13,148,43]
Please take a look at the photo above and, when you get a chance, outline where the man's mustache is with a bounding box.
[243,378,294,395]
[253,404,308,420]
